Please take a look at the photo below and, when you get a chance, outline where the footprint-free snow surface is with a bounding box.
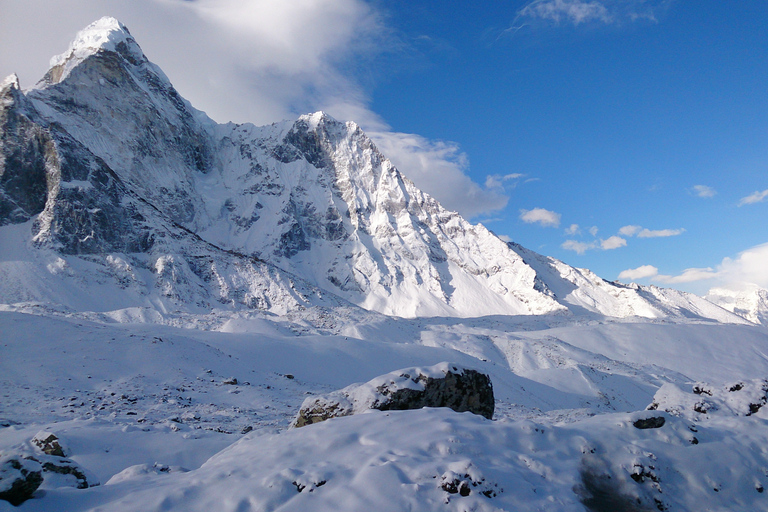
[2,17,768,512]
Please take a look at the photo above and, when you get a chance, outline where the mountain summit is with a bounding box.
[0,18,752,323]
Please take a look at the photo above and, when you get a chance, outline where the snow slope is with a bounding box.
[2,307,768,511]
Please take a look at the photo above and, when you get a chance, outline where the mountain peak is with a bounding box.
[1,73,20,91]
[43,17,144,85]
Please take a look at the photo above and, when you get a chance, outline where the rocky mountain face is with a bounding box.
[0,17,753,323]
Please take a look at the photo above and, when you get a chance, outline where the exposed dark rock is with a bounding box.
[692,384,712,396]
[632,417,665,429]
[40,459,93,489]
[0,457,43,506]
[0,81,51,226]
[31,432,66,457]
[277,222,310,258]
[292,363,494,428]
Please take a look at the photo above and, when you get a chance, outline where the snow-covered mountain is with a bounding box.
[0,17,750,324]
[2,18,768,512]
[706,285,768,325]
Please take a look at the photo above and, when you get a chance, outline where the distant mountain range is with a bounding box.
[0,16,762,324]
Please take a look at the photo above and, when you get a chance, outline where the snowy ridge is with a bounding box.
[509,242,750,323]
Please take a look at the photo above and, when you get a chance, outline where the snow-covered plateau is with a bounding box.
[1,17,768,511]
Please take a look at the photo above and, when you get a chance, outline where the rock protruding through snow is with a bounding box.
[292,362,495,427]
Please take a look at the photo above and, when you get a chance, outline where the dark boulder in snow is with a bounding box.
[632,416,665,429]
[0,456,43,506]
[31,432,67,457]
[292,362,494,428]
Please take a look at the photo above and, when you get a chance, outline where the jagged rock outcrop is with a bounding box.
[291,363,495,428]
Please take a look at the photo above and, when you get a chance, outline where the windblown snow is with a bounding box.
[1,16,767,512]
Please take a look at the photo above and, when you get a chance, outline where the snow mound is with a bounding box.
[649,379,768,420]
[63,408,768,512]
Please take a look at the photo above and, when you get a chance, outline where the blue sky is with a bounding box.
[365,0,768,294]
[1,0,766,294]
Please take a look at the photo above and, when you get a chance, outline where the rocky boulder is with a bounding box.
[31,432,67,457]
[292,362,494,428]
[0,455,43,506]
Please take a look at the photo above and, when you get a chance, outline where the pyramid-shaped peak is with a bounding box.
[45,17,144,82]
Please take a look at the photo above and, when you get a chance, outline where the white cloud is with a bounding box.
[625,243,768,290]
[370,131,508,218]
[655,267,718,284]
[0,0,510,219]
[520,208,562,228]
[618,225,642,237]
[637,228,685,238]
[618,265,658,281]
[562,240,596,254]
[519,0,612,25]
[600,236,626,250]
[565,223,580,235]
[717,243,768,288]
[692,185,716,198]
[588,226,599,237]
[738,189,768,206]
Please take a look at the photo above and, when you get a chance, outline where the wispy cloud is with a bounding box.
[519,0,612,25]
[618,265,658,281]
[520,208,562,227]
[563,235,626,253]
[485,173,526,190]
[655,267,718,284]
[738,189,768,206]
[619,225,685,238]
[637,228,685,238]
[370,131,509,218]
[562,239,596,254]
[618,225,642,237]
[565,223,581,235]
[692,185,716,198]
[514,0,662,28]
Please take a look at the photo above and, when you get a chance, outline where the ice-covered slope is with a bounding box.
[0,16,747,323]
